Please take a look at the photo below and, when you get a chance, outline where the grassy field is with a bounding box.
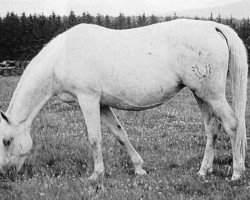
[0,76,249,200]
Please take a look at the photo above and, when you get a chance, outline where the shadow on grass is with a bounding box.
[179,155,202,170]
[0,168,18,195]
[213,156,233,166]
[171,180,210,196]
[119,154,135,175]
[0,182,12,191]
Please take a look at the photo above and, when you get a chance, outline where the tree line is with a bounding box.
[0,11,250,62]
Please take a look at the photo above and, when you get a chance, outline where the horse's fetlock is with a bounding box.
[89,139,101,150]
[133,157,144,166]
[89,140,97,147]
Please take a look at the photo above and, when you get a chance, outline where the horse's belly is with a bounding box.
[100,82,183,111]
[100,94,164,111]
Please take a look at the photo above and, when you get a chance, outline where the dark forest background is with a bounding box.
[0,11,250,62]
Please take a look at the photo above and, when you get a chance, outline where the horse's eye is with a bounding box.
[3,138,13,147]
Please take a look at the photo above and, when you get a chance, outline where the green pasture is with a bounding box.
[0,76,249,200]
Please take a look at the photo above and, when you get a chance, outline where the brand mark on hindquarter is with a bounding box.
[192,64,211,80]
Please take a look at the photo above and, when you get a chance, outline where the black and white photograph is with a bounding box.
[0,0,249,199]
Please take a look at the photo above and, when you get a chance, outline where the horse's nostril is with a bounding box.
[3,138,13,147]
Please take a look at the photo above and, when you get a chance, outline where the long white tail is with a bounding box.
[215,25,248,160]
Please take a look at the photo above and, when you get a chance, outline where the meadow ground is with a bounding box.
[0,76,249,200]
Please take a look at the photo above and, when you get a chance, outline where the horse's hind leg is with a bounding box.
[195,96,221,177]
[77,94,104,181]
[207,98,245,180]
[196,95,244,180]
[100,106,146,175]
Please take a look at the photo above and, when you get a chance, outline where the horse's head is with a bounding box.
[0,111,32,173]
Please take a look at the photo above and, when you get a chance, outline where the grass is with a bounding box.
[0,76,249,199]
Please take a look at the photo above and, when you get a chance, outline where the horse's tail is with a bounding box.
[215,24,248,160]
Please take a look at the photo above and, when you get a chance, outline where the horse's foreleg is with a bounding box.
[77,94,104,181]
[195,96,220,178]
[100,106,146,175]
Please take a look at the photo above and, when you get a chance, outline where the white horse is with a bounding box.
[0,19,248,181]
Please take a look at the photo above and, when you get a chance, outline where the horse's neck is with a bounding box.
[7,64,54,127]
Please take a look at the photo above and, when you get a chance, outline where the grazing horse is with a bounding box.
[0,19,248,181]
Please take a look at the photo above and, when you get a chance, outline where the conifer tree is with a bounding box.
[85,13,94,24]
[104,15,111,28]
[137,13,147,27]
[68,11,77,28]
[216,14,222,23]
[149,14,158,24]
[209,12,214,21]
[126,16,132,29]
[115,13,126,29]
[95,14,103,26]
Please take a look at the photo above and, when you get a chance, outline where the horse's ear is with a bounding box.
[0,111,11,124]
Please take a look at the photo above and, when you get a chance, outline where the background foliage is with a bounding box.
[0,11,250,62]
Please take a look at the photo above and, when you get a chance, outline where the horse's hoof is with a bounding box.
[88,172,104,182]
[197,167,212,178]
[207,168,213,174]
[135,168,147,175]
[197,171,206,180]
[231,168,245,181]
[231,172,241,181]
